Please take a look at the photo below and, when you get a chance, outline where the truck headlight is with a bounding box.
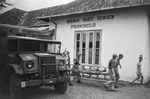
[59,60,64,67]
[26,61,34,69]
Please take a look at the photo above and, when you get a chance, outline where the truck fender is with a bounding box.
[10,64,23,75]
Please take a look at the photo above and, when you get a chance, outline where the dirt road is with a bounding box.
[1,80,150,99]
[23,80,150,99]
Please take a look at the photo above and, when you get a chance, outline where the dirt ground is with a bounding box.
[1,79,150,99]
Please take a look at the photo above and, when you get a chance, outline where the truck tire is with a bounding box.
[54,82,68,94]
[10,74,23,99]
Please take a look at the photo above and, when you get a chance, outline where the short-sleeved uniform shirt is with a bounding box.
[108,59,116,69]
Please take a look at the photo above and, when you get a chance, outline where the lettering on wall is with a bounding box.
[66,15,114,29]
[71,23,96,29]
[83,17,94,22]
[67,19,80,23]
[97,15,114,20]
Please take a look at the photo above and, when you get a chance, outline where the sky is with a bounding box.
[1,0,75,13]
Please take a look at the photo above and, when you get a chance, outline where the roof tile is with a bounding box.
[20,0,150,27]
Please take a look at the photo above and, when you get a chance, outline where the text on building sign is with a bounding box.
[71,23,96,29]
[66,15,114,23]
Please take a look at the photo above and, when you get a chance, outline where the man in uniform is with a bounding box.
[66,51,73,86]
[104,54,117,91]
[62,50,73,86]
[114,54,123,88]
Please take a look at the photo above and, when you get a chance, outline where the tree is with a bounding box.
[0,0,13,10]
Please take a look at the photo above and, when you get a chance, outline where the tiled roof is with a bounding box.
[0,8,26,25]
[21,0,150,27]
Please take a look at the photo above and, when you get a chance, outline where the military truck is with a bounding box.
[0,24,70,99]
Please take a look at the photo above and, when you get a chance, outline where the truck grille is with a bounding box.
[40,56,57,75]
[41,57,55,64]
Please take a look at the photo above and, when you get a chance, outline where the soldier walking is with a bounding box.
[104,54,117,92]
[114,54,123,88]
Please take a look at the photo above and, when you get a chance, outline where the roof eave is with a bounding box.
[0,24,41,32]
[8,35,61,43]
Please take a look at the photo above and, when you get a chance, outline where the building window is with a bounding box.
[88,33,93,64]
[74,30,102,66]
[82,33,86,63]
[95,32,100,65]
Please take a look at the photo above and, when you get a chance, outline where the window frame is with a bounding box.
[74,29,102,66]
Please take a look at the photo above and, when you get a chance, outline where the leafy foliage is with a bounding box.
[0,0,13,9]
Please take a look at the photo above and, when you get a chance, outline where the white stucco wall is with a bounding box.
[49,7,150,82]
[100,8,150,82]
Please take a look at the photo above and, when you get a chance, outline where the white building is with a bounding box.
[35,0,150,83]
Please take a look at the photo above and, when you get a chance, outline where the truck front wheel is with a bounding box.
[54,82,68,94]
[10,74,23,99]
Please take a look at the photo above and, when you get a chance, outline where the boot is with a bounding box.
[69,82,73,86]
[77,80,81,83]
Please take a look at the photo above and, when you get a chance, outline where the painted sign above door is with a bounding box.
[66,15,114,23]
[66,15,114,29]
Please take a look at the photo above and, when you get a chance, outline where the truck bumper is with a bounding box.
[21,76,70,88]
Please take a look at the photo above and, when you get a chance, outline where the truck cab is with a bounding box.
[0,24,70,99]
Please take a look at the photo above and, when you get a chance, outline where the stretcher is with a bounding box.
[71,65,109,82]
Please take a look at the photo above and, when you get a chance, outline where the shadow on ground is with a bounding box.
[24,86,57,99]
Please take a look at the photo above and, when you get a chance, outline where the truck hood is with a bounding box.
[19,54,37,61]
[34,53,55,57]
[34,53,66,60]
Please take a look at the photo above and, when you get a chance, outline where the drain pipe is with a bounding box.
[49,18,57,40]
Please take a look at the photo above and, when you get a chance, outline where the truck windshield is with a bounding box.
[8,39,61,53]
[43,43,61,53]
[20,40,40,52]
[8,39,18,52]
